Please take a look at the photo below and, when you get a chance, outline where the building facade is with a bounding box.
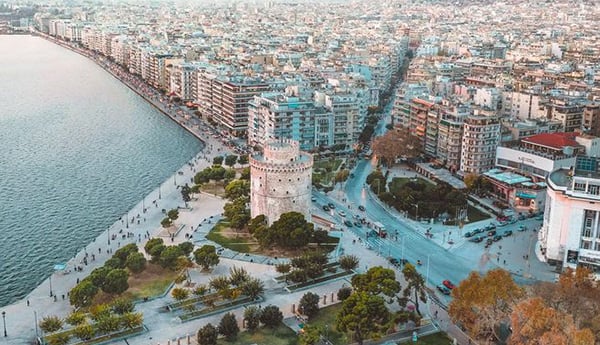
[460,115,501,174]
[250,140,313,226]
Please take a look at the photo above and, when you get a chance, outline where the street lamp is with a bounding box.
[415,203,419,221]
[158,185,162,199]
[2,311,6,337]
[49,274,53,297]
[126,211,129,229]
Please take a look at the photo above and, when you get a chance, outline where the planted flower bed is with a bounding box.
[178,295,262,322]
[286,270,354,292]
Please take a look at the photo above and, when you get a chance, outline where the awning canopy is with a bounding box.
[53,263,67,271]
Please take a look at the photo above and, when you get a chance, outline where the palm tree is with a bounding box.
[241,277,265,300]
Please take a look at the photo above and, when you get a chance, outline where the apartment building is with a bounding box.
[197,73,270,136]
[460,115,501,174]
[437,104,470,172]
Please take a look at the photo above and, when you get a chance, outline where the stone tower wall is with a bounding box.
[250,140,313,225]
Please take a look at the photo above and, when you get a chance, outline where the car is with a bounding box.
[472,228,484,235]
[535,214,544,220]
[469,236,484,243]
[442,280,456,289]
[487,230,497,237]
[493,235,502,242]
[353,222,362,228]
[437,285,451,295]
[497,221,509,227]
[344,220,353,227]
[518,225,527,232]
[503,230,513,237]
[486,238,494,245]
[311,197,317,202]
[464,231,473,238]
[388,257,399,265]
[485,224,496,231]
[328,203,336,209]
[338,211,347,217]
[322,205,330,212]
[358,205,366,212]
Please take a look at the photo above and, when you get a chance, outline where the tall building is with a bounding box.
[437,105,469,172]
[197,73,270,136]
[583,103,600,137]
[250,140,313,226]
[541,156,600,273]
[460,115,501,174]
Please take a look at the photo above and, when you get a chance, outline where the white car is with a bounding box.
[338,211,346,217]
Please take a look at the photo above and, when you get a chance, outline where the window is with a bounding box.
[581,240,592,250]
[574,183,586,192]
[590,185,600,195]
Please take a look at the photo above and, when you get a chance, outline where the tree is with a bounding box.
[148,243,166,263]
[338,286,352,301]
[70,279,98,308]
[335,169,350,186]
[336,291,391,345]
[161,217,173,228]
[299,292,320,319]
[89,266,111,289]
[275,263,291,281]
[172,287,190,301]
[239,155,249,165]
[219,312,240,340]
[209,275,231,292]
[266,212,315,248]
[120,312,143,329]
[73,323,94,341]
[194,245,220,270]
[223,197,250,230]
[244,306,261,331]
[197,323,218,345]
[509,297,596,345]
[229,266,250,287]
[241,277,265,300]
[167,209,179,221]
[159,245,184,270]
[372,127,420,166]
[299,324,324,345]
[46,333,70,345]
[95,314,121,333]
[102,269,129,295]
[260,305,283,328]
[144,238,164,254]
[111,297,134,314]
[65,312,86,326]
[213,156,224,165]
[125,252,146,273]
[89,304,111,322]
[351,266,400,298]
[448,269,525,342]
[39,316,63,333]
[339,255,359,271]
[114,244,138,263]
[398,263,427,316]
[180,184,192,206]
[225,155,238,167]
[224,179,250,200]
[248,215,267,234]
[178,242,194,257]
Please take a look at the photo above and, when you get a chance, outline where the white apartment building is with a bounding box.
[542,157,600,274]
[314,90,367,148]
[437,105,470,172]
[502,91,545,120]
[460,115,501,174]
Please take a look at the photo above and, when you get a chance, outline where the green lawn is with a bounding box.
[400,332,453,344]
[388,177,434,195]
[303,304,349,345]
[313,159,344,186]
[217,324,298,345]
[444,205,490,225]
[205,221,253,252]
[313,159,343,171]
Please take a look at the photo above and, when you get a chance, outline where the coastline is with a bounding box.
[0,33,236,343]
[31,31,207,144]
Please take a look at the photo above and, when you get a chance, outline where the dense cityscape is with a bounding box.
[1,0,600,344]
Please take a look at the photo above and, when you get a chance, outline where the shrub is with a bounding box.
[337,286,352,301]
[39,316,63,333]
[218,312,239,340]
[260,305,283,328]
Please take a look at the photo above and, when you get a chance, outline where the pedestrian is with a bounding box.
[27,299,30,306]
[434,310,438,319]
[62,294,65,300]
[503,259,506,265]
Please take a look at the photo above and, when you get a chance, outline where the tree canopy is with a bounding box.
[372,127,420,166]
[351,266,400,298]
[255,212,315,248]
[336,291,391,345]
[448,269,524,342]
[194,245,219,270]
[398,263,427,316]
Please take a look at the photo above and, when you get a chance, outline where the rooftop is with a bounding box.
[521,132,580,150]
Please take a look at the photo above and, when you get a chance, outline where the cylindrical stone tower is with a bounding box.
[250,139,313,226]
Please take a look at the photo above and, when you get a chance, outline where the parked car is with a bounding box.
[442,280,456,289]
[487,230,497,237]
[437,285,451,295]
[388,257,399,265]
[328,203,336,209]
[358,205,366,212]
[518,225,527,232]
[469,236,484,243]
[311,197,317,202]
[339,211,347,217]
[493,235,502,242]
[535,214,544,220]
[354,222,362,228]
[503,230,513,237]
[485,224,496,231]
[464,231,473,238]
[344,220,353,227]
[472,228,484,235]
[322,205,330,212]
[486,238,494,245]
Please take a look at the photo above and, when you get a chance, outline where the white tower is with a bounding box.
[250,139,313,226]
